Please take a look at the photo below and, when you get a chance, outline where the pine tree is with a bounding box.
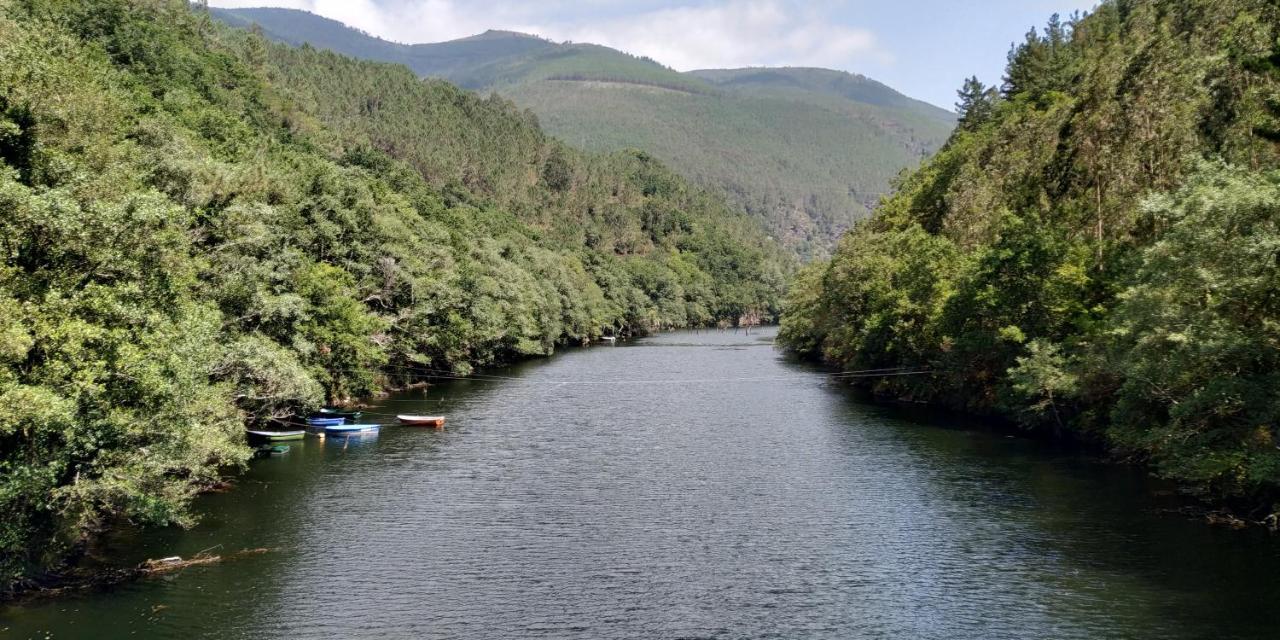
[955,76,997,131]
[1003,14,1076,101]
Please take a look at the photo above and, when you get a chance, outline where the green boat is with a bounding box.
[246,429,306,442]
[253,444,290,458]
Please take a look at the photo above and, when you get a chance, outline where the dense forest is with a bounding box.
[0,0,788,588]
[503,67,950,258]
[781,0,1280,516]
[209,7,956,258]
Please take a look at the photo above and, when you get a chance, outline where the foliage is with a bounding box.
[0,0,786,587]
[780,0,1280,507]
[1109,163,1280,497]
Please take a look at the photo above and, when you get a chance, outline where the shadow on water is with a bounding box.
[814,374,1280,639]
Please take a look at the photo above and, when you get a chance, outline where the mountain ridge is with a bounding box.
[209,6,955,258]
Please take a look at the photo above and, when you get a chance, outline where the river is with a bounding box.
[3,328,1278,639]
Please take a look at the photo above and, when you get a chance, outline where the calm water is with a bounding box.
[3,328,1279,639]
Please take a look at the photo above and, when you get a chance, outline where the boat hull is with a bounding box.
[324,424,381,434]
[253,444,291,457]
[246,430,306,442]
[306,417,346,427]
[314,409,363,422]
[397,415,446,428]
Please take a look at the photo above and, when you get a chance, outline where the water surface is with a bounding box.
[3,328,1278,638]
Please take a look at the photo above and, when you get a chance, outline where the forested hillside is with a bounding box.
[0,0,786,587]
[501,66,950,259]
[210,7,956,258]
[781,0,1280,514]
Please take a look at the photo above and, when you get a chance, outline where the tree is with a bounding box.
[1002,14,1076,102]
[955,76,998,132]
[1108,163,1280,498]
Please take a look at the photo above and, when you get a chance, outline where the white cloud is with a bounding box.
[526,1,889,71]
[209,0,891,71]
[209,0,507,43]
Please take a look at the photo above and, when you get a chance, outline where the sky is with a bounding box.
[208,0,1099,109]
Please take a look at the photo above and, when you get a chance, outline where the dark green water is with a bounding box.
[3,328,1278,639]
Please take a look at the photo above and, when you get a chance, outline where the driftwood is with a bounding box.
[138,548,270,574]
[1160,505,1280,531]
[5,548,273,603]
[1204,511,1250,530]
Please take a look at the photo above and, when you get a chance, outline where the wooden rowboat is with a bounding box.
[324,423,380,434]
[246,430,306,442]
[253,444,291,457]
[306,417,346,427]
[314,408,363,422]
[397,415,446,428]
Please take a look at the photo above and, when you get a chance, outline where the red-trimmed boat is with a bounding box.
[397,415,446,428]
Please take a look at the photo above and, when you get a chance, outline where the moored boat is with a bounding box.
[313,408,363,422]
[306,416,346,427]
[254,444,291,457]
[324,423,381,434]
[397,415,446,428]
[246,429,306,442]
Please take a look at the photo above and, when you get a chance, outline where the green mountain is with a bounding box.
[780,1,1280,511]
[211,7,561,81]
[0,0,786,587]
[209,7,956,258]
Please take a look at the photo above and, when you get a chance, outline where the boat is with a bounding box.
[245,429,306,442]
[313,408,363,422]
[254,444,291,457]
[306,416,346,427]
[324,423,381,435]
[397,415,446,428]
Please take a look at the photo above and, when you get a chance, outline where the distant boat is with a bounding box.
[313,409,363,422]
[324,423,381,434]
[306,417,346,427]
[246,430,306,442]
[397,415,446,428]
[600,336,618,343]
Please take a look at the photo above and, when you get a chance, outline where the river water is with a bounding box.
[3,328,1278,639]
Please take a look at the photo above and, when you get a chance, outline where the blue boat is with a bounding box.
[306,417,346,427]
[314,408,363,422]
[324,423,381,434]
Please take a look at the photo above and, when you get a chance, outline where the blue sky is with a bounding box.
[209,0,1098,109]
